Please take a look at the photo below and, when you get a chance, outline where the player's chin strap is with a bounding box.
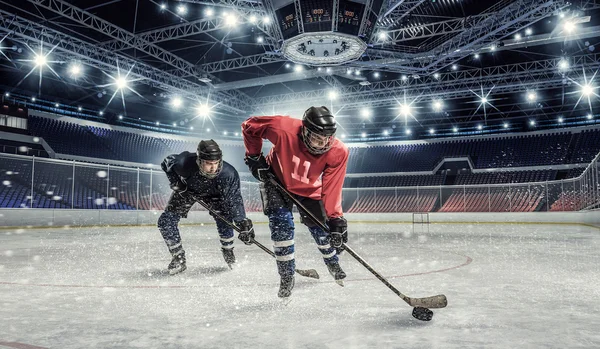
[264,173,448,317]
[179,191,320,280]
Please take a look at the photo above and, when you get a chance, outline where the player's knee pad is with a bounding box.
[158,211,181,230]
[260,182,292,216]
[268,208,295,241]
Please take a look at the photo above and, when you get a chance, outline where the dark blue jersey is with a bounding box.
[161,151,246,222]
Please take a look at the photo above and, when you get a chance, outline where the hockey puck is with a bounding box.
[412,307,433,321]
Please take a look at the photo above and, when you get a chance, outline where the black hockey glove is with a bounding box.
[237,218,255,245]
[170,180,187,193]
[328,217,348,254]
[245,154,270,182]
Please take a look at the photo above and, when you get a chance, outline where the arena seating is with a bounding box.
[2,116,597,213]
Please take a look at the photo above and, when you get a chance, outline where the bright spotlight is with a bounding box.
[477,124,483,130]
[69,63,82,77]
[4,92,9,97]
[373,72,380,78]
[294,65,303,72]
[262,16,271,24]
[346,69,353,75]
[285,63,291,69]
[223,131,228,136]
[31,97,36,102]
[328,90,338,100]
[34,54,47,67]
[582,84,594,96]
[474,54,480,59]
[360,108,372,119]
[526,91,537,102]
[429,128,435,134]
[116,76,128,90]
[54,103,59,107]
[196,104,211,117]
[401,75,407,81]
[383,130,389,136]
[587,113,593,119]
[172,122,177,127]
[249,15,258,23]
[378,31,387,41]
[160,3,166,10]
[257,36,264,43]
[206,128,211,132]
[451,64,458,71]
[326,67,332,74]
[156,121,160,126]
[190,126,194,130]
[118,115,123,120]
[354,70,361,76]
[405,129,412,135]
[558,59,569,70]
[77,106,82,111]
[563,21,576,33]
[432,100,443,112]
[433,73,440,79]
[514,33,522,40]
[205,8,214,17]
[399,103,412,117]
[171,96,183,109]
[453,127,458,132]
[481,97,488,104]
[503,122,509,129]
[530,120,536,126]
[225,14,237,27]
[361,132,367,138]
[99,111,104,116]
[177,5,187,15]
[558,116,564,123]
[525,28,533,35]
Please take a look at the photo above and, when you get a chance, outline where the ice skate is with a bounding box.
[327,262,346,286]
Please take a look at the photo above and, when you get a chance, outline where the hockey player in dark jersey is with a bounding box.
[158,139,254,275]
[242,106,349,298]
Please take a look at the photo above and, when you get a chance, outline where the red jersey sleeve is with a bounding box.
[321,141,349,218]
[241,115,284,155]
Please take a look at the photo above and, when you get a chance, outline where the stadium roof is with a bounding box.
[1,0,600,141]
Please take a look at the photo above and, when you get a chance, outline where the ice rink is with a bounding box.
[1,221,599,349]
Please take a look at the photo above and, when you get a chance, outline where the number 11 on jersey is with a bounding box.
[291,155,310,184]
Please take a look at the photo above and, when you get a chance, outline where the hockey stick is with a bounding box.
[185,192,320,279]
[266,175,447,310]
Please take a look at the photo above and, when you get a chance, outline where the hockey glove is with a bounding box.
[245,154,270,182]
[328,217,348,254]
[237,218,255,245]
[170,180,187,193]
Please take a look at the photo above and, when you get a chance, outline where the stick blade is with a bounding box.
[295,268,320,279]
[407,294,447,309]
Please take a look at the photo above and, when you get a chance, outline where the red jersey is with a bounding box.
[242,115,349,219]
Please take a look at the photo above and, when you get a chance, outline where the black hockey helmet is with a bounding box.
[301,106,337,154]
[196,139,223,178]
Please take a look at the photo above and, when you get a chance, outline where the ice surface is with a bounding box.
[1,222,599,349]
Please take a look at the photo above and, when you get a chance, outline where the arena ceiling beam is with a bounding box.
[0,10,249,114]
[25,0,255,109]
[366,0,568,72]
[252,53,600,110]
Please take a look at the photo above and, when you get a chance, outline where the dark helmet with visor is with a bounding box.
[301,106,337,155]
[196,139,223,178]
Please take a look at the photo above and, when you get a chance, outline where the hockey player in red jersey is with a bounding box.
[242,106,349,298]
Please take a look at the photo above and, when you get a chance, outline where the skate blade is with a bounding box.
[169,266,186,275]
[227,263,234,270]
[335,279,345,287]
[279,297,293,306]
